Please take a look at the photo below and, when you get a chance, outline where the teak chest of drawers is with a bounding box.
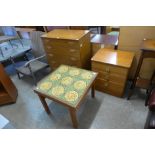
[41,29,91,70]
[91,48,134,97]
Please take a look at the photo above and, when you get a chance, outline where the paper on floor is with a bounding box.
[0,114,9,129]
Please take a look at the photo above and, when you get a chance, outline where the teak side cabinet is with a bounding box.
[0,63,18,105]
[91,48,134,97]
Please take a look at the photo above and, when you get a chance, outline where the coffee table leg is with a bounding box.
[38,95,51,114]
[91,83,95,98]
[69,108,78,128]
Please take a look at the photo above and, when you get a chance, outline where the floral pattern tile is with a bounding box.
[36,65,97,108]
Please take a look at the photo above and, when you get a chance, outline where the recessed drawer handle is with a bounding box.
[105,75,109,79]
[48,54,53,57]
[105,68,110,73]
[104,83,109,87]
[47,46,52,49]
[51,61,56,64]
[70,57,77,61]
[70,49,77,52]
[104,79,109,82]
[68,41,74,45]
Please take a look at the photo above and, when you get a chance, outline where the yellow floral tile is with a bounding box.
[69,69,80,76]
[39,82,52,91]
[49,73,61,81]
[65,91,78,102]
[61,76,73,86]
[81,72,93,80]
[74,80,86,90]
[58,65,68,73]
[50,86,64,96]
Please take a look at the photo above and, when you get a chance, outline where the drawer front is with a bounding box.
[92,61,128,76]
[92,68,127,86]
[47,53,68,63]
[95,78,125,97]
[42,38,80,49]
[68,57,81,67]
[44,44,80,58]
[47,54,81,69]
[42,38,81,58]
[51,40,80,49]
[47,53,80,63]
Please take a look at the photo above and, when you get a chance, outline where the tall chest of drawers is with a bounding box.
[41,29,91,70]
[91,48,134,97]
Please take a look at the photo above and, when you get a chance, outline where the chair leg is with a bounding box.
[9,40,14,48]
[127,89,134,100]
[0,47,4,57]
[32,74,37,86]
[127,81,136,100]
[23,54,29,61]
[17,72,21,79]
[27,64,37,85]
[30,69,37,85]
[18,39,24,47]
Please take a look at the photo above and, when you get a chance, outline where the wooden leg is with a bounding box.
[91,83,95,98]
[38,95,51,114]
[69,108,78,128]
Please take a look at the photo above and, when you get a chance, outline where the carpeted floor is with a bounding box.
[0,64,148,129]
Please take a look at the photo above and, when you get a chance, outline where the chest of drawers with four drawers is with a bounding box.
[41,29,91,70]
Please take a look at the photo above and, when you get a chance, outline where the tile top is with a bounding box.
[35,65,97,108]
[41,29,90,40]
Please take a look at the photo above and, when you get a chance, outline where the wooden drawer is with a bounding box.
[92,61,128,76]
[92,68,127,86]
[44,44,80,58]
[51,39,80,49]
[69,57,81,67]
[67,48,80,58]
[0,92,12,104]
[47,53,67,59]
[43,38,80,49]
[95,78,125,97]
[47,53,80,61]
[47,54,81,68]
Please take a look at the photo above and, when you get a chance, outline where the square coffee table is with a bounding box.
[34,65,98,128]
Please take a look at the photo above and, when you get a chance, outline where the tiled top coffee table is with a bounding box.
[34,65,98,128]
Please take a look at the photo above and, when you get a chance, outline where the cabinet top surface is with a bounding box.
[91,48,134,68]
[41,29,90,40]
[91,34,118,45]
[141,39,155,51]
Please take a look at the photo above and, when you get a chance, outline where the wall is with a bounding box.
[118,26,155,79]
